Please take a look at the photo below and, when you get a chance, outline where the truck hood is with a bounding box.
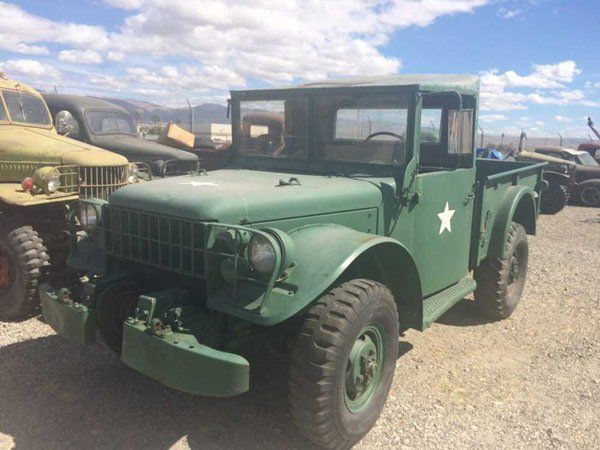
[109,169,383,224]
[91,134,198,162]
[0,126,128,166]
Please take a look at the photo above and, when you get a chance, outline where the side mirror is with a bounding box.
[55,110,76,136]
[448,109,474,155]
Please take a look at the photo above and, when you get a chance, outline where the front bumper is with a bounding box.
[122,322,249,397]
[40,283,249,398]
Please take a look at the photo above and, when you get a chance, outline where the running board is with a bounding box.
[421,278,477,330]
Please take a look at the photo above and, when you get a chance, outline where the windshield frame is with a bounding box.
[84,108,137,136]
[231,85,418,175]
[0,88,52,129]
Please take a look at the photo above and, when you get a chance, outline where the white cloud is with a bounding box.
[1,1,492,87]
[555,115,573,123]
[59,49,103,64]
[500,9,522,19]
[0,58,60,79]
[479,114,507,123]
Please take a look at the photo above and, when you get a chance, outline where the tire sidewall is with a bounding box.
[501,228,528,314]
[540,183,567,214]
[332,296,399,442]
[579,183,600,206]
[0,234,25,308]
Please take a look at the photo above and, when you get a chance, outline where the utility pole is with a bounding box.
[588,117,600,140]
[53,85,58,93]
[557,131,563,146]
[500,133,505,145]
[478,125,484,147]
[518,129,527,153]
[187,99,195,133]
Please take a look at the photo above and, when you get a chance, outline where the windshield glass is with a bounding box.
[577,152,599,166]
[315,93,409,164]
[238,98,308,158]
[2,90,50,126]
[85,110,136,135]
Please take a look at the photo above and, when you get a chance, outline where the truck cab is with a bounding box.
[42,94,199,177]
[40,74,546,448]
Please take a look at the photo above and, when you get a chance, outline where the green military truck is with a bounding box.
[41,75,546,448]
[0,73,139,320]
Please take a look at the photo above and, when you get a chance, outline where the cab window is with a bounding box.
[421,108,442,143]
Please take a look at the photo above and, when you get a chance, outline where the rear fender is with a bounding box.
[488,186,536,259]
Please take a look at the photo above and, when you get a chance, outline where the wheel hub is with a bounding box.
[0,252,10,289]
[344,324,384,413]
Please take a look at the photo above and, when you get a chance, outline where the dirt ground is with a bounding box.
[0,206,599,449]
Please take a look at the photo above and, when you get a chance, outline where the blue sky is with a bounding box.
[1,0,599,137]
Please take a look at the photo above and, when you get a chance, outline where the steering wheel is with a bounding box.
[361,131,404,147]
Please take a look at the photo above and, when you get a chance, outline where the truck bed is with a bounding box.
[471,159,547,266]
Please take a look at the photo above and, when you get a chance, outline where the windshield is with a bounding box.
[238,99,308,158]
[85,110,136,135]
[315,93,409,164]
[2,90,51,126]
[577,152,599,166]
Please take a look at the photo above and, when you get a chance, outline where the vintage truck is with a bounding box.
[0,73,140,320]
[40,75,546,448]
[535,146,600,206]
[42,94,199,177]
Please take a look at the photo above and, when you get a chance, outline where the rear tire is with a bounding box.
[289,279,398,449]
[0,219,49,321]
[578,181,600,207]
[473,222,528,320]
[540,182,569,214]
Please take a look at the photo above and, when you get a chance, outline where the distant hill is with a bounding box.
[98,97,229,129]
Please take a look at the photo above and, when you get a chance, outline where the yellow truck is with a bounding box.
[0,72,138,320]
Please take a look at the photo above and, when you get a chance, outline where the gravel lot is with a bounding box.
[1,206,599,449]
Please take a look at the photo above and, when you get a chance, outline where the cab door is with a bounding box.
[406,100,476,296]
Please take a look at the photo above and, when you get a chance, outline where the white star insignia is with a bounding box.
[178,181,220,187]
[437,201,455,235]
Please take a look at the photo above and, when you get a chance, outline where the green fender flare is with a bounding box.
[488,186,537,259]
[261,224,422,326]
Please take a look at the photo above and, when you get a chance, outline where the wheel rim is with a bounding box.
[0,250,11,289]
[344,324,384,413]
[581,186,600,206]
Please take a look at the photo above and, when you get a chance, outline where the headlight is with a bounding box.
[248,233,277,274]
[127,163,139,184]
[78,203,98,232]
[32,167,61,194]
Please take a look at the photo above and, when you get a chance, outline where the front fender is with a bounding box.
[255,224,421,325]
[488,186,537,259]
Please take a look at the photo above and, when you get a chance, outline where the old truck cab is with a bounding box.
[43,94,199,177]
[41,75,546,448]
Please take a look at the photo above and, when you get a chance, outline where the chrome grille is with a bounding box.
[104,206,206,277]
[80,165,128,200]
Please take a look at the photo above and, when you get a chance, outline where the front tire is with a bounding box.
[96,282,142,354]
[540,182,569,214]
[473,222,528,320]
[289,279,399,449]
[0,219,49,321]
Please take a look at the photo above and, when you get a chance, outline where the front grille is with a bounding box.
[162,159,201,176]
[56,165,80,194]
[104,206,206,277]
[80,165,128,200]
